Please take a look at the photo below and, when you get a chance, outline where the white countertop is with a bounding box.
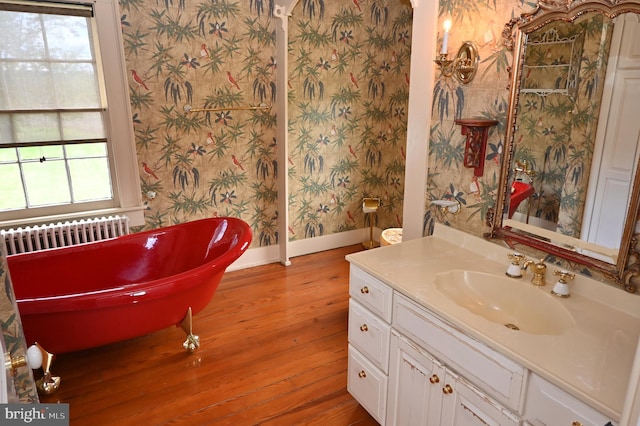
[346,224,640,421]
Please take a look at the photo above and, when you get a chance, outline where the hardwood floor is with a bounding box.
[39,245,378,426]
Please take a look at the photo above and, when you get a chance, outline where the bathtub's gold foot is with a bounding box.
[37,372,61,396]
[33,342,61,395]
[180,307,200,353]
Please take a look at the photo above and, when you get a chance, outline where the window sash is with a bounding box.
[0,1,93,17]
[0,109,107,148]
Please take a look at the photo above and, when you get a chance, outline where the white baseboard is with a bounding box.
[227,227,381,271]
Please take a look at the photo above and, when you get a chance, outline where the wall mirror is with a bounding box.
[490,0,640,293]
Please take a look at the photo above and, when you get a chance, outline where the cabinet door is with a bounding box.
[440,370,520,426]
[386,333,443,426]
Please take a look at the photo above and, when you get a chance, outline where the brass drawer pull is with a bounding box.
[360,324,368,332]
[442,384,453,394]
[358,370,367,378]
[571,422,582,426]
[429,374,440,384]
[360,286,369,294]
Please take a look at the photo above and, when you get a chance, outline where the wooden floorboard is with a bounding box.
[39,244,378,426]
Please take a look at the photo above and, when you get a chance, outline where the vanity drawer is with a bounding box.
[523,374,612,426]
[349,266,393,322]
[348,344,388,424]
[349,299,391,373]
[393,292,525,412]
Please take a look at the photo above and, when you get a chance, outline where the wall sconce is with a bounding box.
[434,18,479,84]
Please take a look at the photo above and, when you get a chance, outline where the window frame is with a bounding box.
[0,0,143,227]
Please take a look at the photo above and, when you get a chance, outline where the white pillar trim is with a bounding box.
[402,1,438,241]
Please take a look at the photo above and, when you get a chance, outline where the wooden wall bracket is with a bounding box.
[454,118,499,177]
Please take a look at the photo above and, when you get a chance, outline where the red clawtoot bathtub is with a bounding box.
[7,217,252,354]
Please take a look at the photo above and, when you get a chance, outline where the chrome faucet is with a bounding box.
[522,258,547,286]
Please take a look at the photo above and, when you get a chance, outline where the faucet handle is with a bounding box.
[552,270,575,298]
[507,253,526,265]
[553,270,575,283]
[506,253,526,278]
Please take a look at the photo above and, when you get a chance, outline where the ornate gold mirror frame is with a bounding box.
[490,0,640,293]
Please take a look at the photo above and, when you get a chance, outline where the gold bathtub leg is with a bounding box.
[34,342,61,395]
[179,307,200,353]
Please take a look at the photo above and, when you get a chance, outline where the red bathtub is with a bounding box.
[7,217,252,354]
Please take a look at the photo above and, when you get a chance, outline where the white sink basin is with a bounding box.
[434,270,575,335]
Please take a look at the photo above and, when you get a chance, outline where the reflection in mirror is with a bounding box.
[510,12,618,252]
[491,0,640,293]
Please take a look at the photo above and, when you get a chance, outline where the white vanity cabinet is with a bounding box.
[387,332,519,426]
[347,265,615,426]
[348,266,521,425]
[386,294,521,426]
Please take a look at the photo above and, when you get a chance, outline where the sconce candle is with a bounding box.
[441,18,452,54]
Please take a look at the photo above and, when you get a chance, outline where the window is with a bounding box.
[0,0,143,226]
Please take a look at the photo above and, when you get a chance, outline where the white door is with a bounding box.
[582,14,640,248]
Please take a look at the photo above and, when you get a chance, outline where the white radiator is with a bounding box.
[1,215,130,256]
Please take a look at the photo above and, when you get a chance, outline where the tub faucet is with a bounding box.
[522,259,547,286]
[506,253,527,278]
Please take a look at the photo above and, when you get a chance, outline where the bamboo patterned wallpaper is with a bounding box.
[117,0,627,261]
[120,0,280,247]
[119,0,412,247]
[287,1,412,239]
[425,0,537,237]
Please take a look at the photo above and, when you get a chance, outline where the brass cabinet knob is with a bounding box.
[358,370,367,378]
[429,374,440,384]
[360,286,369,294]
[359,324,368,332]
[442,384,453,394]
[571,422,582,426]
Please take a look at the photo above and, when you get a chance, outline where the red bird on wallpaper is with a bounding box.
[353,0,361,12]
[231,155,244,171]
[142,162,158,179]
[206,132,215,146]
[200,43,210,60]
[349,72,359,89]
[348,144,357,158]
[347,211,356,223]
[227,71,241,90]
[131,70,149,90]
